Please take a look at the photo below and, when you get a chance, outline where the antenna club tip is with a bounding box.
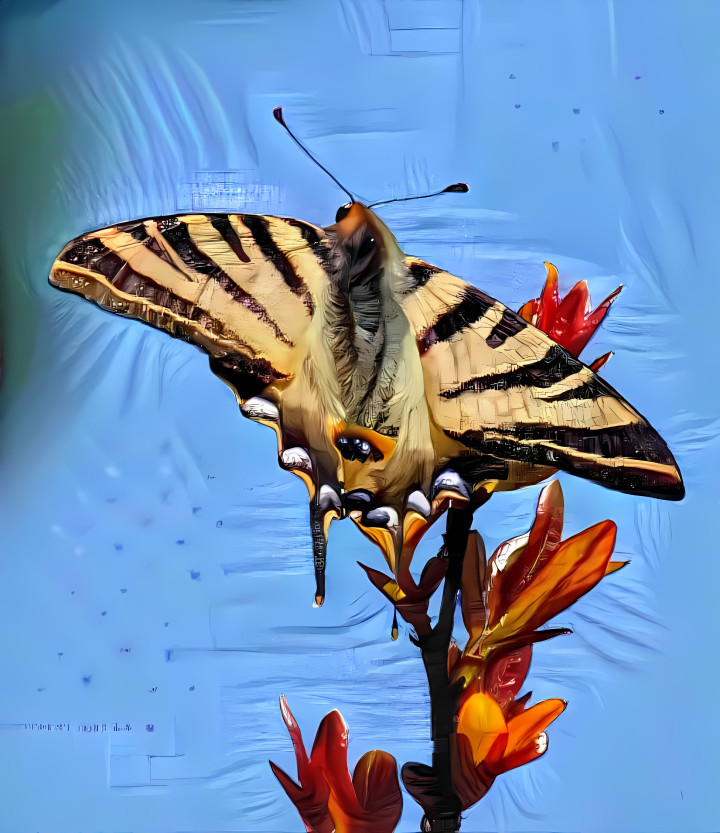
[273,107,285,125]
[444,182,469,193]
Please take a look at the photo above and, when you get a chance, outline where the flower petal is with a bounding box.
[589,350,613,372]
[450,732,496,811]
[483,646,532,711]
[311,710,349,776]
[279,695,310,774]
[551,280,591,348]
[518,298,539,325]
[537,262,560,332]
[569,285,622,355]
[461,531,487,643]
[457,692,509,766]
[489,481,563,625]
[351,750,403,822]
[487,520,616,642]
[358,563,404,603]
[490,698,566,774]
[351,519,398,572]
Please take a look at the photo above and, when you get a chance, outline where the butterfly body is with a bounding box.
[50,201,683,600]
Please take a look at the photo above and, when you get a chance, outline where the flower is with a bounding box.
[270,696,402,833]
[442,480,626,810]
[357,489,495,640]
[518,262,621,366]
[452,480,626,687]
[449,690,566,809]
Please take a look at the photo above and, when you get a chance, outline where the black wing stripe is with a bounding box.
[440,345,582,399]
[209,353,288,401]
[210,216,251,263]
[419,288,494,352]
[535,374,619,402]
[58,230,294,346]
[407,261,441,291]
[59,238,129,280]
[242,215,307,295]
[115,221,149,241]
[161,220,294,345]
[53,257,292,392]
[285,218,336,269]
[449,425,684,499]
[486,308,527,348]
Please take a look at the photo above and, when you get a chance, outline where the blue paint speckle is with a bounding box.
[145,724,154,733]
[659,109,665,114]
[189,686,195,692]
[573,108,580,114]
[192,506,201,515]
[163,622,169,628]
[189,570,201,581]
[552,141,559,152]
[36,687,45,693]
[509,73,516,79]
[101,611,107,617]
[120,588,127,594]
[114,544,123,551]
[514,103,521,109]
[82,675,92,685]
[176,539,185,545]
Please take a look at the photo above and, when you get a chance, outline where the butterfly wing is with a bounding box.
[50,212,332,398]
[399,256,684,501]
[51,211,350,603]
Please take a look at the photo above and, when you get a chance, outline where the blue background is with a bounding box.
[0,1,716,831]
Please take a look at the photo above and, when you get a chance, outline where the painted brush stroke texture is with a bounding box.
[0,1,714,831]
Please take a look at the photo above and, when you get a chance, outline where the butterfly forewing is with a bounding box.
[50,212,335,400]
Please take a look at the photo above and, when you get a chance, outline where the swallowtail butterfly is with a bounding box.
[50,109,683,605]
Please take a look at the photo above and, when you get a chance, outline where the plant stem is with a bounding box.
[416,504,474,833]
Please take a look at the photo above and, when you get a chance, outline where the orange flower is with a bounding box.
[405,482,627,817]
[518,262,621,365]
[358,556,447,638]
[270,696,402,833]
[457,691,566,777]
[459,481,626,670]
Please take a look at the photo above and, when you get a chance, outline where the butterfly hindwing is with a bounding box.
[399,256,684,500]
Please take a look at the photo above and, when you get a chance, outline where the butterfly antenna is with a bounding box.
[368,183,469,209]
[273,107,355,203]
